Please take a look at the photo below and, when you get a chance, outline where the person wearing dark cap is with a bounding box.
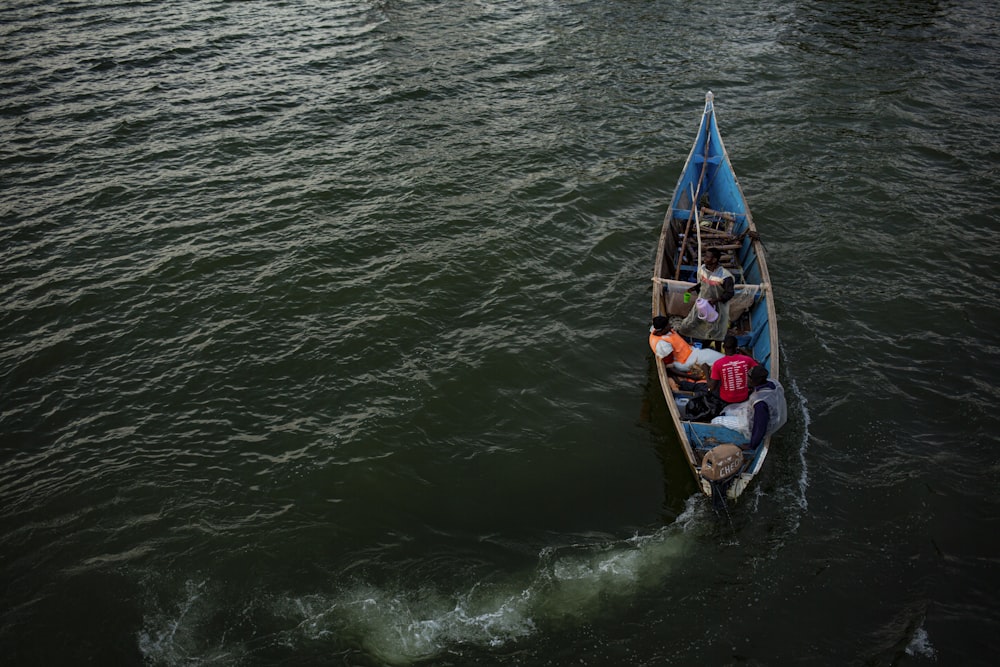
[648,315,723,372]
[649,315,693,366]
[745,365,787,450]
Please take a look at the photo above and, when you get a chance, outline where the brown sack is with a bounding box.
[700,444,743,482]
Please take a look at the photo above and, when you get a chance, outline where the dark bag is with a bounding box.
[683,391,725,422]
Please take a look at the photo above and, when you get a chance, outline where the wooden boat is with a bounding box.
[651,91,779,504]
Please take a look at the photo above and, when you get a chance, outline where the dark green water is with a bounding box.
[3,1,999,665]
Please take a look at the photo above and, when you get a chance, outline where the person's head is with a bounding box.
[747,365,769,387]
[689,363,709,380]
[702,247,722,268]
[723,334,738,355]
[652,315,670,334]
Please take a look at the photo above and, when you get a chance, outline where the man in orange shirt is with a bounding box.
[649,316,723,371]
[708,335,758,404]
[649,316,692,367]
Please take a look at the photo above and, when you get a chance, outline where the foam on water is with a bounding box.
[288,582,537,663]
[787,375,811,511]
[905,624,936,660]
[138,579,249,666]
[139,499,707,665]
[299,507,702,664]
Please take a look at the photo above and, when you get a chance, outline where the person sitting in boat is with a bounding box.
[745,366,788,451]
[709,335,759,404]
[649,316,724,373]
[668,362,711,393]
[676,248,734,349]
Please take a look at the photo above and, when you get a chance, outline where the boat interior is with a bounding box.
[653,195,775,468]
[655,201,769,358]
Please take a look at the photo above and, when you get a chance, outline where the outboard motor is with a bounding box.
[700,444,744,510]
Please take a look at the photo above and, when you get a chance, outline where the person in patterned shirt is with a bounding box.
[708,335,758,404]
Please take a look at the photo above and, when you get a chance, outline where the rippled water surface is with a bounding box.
[3,0,999,665]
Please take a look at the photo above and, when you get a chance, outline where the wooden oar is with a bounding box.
[673,118,712,279]
[673,189,699,280]
[695,195,703,279]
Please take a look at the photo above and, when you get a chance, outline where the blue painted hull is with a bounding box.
[651,92,780,502]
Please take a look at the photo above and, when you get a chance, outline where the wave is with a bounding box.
[139,499,709,665]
